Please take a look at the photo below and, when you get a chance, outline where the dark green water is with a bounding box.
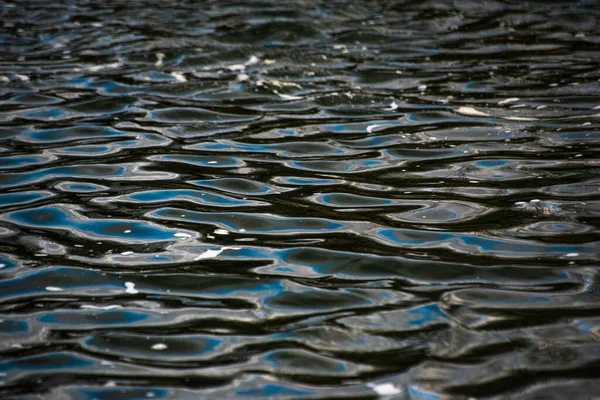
[1,1,600,398]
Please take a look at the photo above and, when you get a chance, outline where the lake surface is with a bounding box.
[1,0,600,398]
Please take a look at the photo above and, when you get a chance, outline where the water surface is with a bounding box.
[1,0,600,398]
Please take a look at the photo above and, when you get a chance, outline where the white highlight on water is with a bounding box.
[195,247,240,261]
[173,232,192,238]
[227,64,246,72]
[366,124,384,134]
[385,101,398,111]
[125,282,138,294]
[368,383,403,395]
[88,63,122,72]
[246,55,260,66]
[197,249,225,260]
[174,232,192,238]
[274,91,303,100]
[456,106,490,117]
[504,116,538,121]
[81,305,122,310]
[170,72,186,82]
[498,97,520,105]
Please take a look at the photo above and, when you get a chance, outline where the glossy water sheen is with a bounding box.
[1,1,600,398]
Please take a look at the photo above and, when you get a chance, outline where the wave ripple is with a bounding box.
[1,0,600,398]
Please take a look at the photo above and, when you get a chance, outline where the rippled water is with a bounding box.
[1,1,600,398]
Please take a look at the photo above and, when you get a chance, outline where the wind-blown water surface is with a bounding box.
[1,0,600,398]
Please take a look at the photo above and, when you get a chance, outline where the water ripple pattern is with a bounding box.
[1,1,600,398]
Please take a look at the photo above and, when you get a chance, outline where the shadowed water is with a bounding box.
[1,0,600,398]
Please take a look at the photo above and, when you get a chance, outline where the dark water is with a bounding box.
[1,0,600,398]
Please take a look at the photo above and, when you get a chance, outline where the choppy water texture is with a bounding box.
[1,0,600,398]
